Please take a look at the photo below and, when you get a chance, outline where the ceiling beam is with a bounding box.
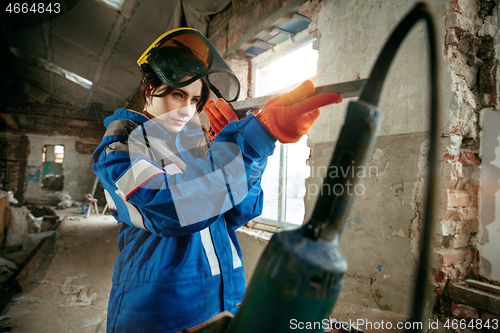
[2,102,112,122]
[224,0,308,58]
[11,47,93,90]
[0,114,19,130]
[83,14,123,106]
[83,0,137,107]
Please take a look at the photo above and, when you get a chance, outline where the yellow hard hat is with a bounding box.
[137,28,240,102]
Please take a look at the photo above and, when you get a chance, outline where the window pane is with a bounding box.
[42,145,64,191]
[54,145,64,164]
[253,41,318,227]
[285,136,310,224]
[255,42,318,97]
[260,148,280,221]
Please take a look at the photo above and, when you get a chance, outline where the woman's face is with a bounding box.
[145,79,203,133]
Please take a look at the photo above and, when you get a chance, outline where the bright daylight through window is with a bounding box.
[41,145,64,191]
[253,41,318,226]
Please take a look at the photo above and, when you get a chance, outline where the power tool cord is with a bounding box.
[358,3,438,331]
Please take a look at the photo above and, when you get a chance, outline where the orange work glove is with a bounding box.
[204,98,239,139]
[256,80,343,143]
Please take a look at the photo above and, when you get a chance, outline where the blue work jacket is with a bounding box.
[92,108,276,332]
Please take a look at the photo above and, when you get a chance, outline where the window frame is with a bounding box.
[41,144,65,192]
[250,31,317,229]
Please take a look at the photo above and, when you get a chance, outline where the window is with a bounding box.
[252,36,318,227]
[41,145,64,191]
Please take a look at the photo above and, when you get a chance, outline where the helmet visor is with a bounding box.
[138,28,240,102]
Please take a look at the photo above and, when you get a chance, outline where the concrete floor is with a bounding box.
[0,208,120,333]
[0,207,411,333]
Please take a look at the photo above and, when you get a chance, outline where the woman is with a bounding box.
[92,28,342,333]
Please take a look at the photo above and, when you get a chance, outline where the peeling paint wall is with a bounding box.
[435,0,499,321]
[23,134,98,205]
[480,110,500,282]
[210,0,498,319]
[305,0,451,316]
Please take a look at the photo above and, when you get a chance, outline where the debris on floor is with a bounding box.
[60,273,88,295]
[59,274,98,307]
[0,198,61,284]
[0,206,118,332]
[0,307,30,321]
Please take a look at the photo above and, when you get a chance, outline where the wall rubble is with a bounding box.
[208,0,499,321]
[435,0,499,323]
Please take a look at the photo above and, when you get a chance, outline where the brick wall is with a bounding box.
[435,0,499,323]
[0,102,108,204]
[0,132,25,199]
[208,0,499,321]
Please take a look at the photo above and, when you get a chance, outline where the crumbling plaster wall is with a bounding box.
[435,0,499,321]
[23,134,98,205]
[309,0,499,318]
[209,0,498,318]
[307,0,451,316]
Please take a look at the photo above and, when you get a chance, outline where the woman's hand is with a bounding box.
[204,98,239,139]
[256,80,343,143]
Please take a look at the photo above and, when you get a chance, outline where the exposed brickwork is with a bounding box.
[437,248,474,267]
[0,101,107,204]
[447,189,472,207]
[226,58,251,100]
[434,0,499,322]
[458,152,481,165]
[452,301,480,320]
[481,310,500,323]
[207,0,498,321]
[0,132,24,196]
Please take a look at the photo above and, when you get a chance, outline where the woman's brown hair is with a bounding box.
[139,70,210,113]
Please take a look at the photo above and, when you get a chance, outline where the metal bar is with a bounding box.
[271,27,296,42]
[230,79,367,113]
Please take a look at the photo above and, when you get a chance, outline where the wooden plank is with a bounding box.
[12,232,58,290]
[449,281,500,315]
[0,114,19,130]
[465,279,500,296]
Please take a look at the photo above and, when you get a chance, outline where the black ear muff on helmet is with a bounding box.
[138,28,240,103]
